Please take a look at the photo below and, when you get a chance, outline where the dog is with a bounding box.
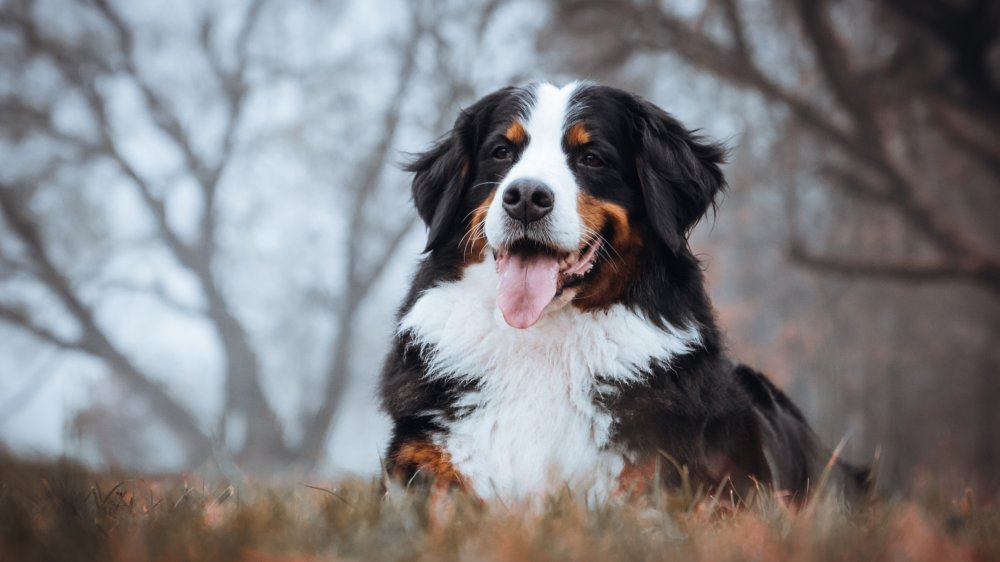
[379,81,867,501]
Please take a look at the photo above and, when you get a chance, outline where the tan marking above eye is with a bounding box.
[566,122,591,147]
[505,121,526,144]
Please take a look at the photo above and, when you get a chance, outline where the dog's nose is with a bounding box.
[502,179,554,225]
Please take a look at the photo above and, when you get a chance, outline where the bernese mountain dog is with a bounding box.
[380,81,867,501]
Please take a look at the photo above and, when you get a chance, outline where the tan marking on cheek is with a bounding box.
[393,441,468,491]
[577,192,609,235]
[462,189,495,264]
[505,121,526,144]
[566,122,591,148]
[573,194,643,310]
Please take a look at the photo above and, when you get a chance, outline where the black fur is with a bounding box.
[382,83,868,500]
[408,87,526,252]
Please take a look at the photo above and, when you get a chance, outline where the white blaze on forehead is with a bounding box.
[524,81,580,146]
[484,82,584,252]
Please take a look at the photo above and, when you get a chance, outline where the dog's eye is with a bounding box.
[491,145,512,161]
[579,152,604,168]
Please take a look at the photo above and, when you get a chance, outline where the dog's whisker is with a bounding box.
[462,221,488,257]
[578,226,625,274]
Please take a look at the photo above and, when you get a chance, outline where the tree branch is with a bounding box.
[818,164,893,204]
[788,243,1000,296]
[718,0,750,61]
[88,94,200,269]
[630,5,863,167]
[930,104,1000,182]
[0,7,111,80]
[345,14,423,287]
[605,1,1000,287]
[881,0,1000,115]
[2,1,283,467]
[0,186,214,464]
[99,279,205,318]
[297,3,433,464]
[84,1,286,464]
[792,0,880,142]
[358,217,420,292]
[0,303,81,350]
[195,0,267,251]
[90,0,211,185]
[295,0,491,465]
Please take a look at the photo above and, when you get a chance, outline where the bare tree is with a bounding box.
[551,0,1000,296]
[296,0,512,467]
[0,0,504,474]
[0,0,293,470]
[546,0,1000,491]
[0,186,214,464]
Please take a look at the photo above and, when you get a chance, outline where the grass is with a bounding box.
[0,453,997,562]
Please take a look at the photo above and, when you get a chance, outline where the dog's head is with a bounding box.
[409,82,726,329]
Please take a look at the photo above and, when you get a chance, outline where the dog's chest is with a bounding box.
[441,360,621,497]
[399,260,699,498]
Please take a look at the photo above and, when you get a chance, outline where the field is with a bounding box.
[1,453,997,562]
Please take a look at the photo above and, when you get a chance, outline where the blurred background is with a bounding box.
[0,0,997,495]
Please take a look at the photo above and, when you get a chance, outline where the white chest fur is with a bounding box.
[398,260,700,498]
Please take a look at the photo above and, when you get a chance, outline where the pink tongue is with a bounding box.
[495,252,560,329]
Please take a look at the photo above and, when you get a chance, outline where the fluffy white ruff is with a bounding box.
[398,259,701,499]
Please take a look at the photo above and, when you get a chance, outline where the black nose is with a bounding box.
[502,179,554,225]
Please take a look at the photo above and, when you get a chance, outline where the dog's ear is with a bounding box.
[408,89,511,252]
[408,134,468,252]
[632,98,727,253]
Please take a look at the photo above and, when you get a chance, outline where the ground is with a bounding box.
[0,453,996,562]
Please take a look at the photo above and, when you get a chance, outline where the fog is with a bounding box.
[1,0,997,494]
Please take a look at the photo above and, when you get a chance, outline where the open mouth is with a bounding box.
[492,237,602,329]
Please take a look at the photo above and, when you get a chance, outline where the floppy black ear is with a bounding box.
[408,88,513,252]
[633,99,727,253]
[408,133,468,252]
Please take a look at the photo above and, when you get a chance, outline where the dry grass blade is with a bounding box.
[0,452,997,562]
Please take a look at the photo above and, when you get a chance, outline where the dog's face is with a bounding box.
[409,82,726,329]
